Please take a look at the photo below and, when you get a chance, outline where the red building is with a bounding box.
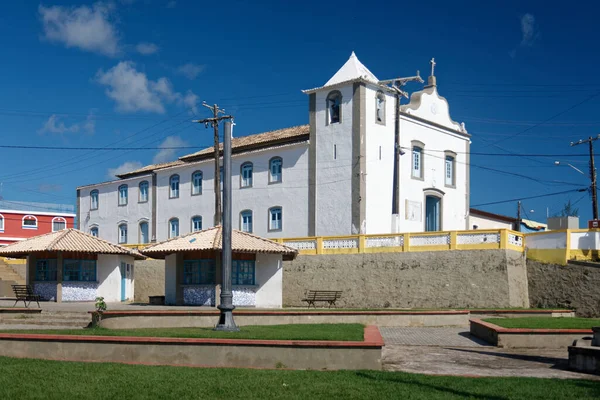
[0,208,75,246]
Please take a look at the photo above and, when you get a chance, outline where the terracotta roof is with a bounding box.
[116,160,186,179]
[0,229,145,259]
[179,125,309,162]
[140,226,298,260]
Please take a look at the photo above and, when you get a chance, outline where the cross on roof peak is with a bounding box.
[430,58,436,77]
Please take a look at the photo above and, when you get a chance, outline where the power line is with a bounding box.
[0,145,202,151]
[472,188,587,207]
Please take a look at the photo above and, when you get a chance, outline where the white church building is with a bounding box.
[76,53,470,244]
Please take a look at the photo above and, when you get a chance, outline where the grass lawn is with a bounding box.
[484,317,600,329]
[0,357,598,399]
[0,323,364,341]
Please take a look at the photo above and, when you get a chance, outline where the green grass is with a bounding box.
[484,317,600,329]
[0,357,598,399]
[0,323,364,341]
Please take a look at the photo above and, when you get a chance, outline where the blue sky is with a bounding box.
[0,0,598,225]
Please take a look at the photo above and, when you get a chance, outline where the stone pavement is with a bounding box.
[380,327,489,347]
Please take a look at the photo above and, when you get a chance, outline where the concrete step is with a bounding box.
[0,318,90,327]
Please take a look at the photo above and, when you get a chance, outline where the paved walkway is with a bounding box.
[380,327,489,347]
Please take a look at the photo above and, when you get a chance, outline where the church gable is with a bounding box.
[400,87,467,134]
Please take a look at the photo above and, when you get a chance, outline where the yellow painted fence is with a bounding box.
[524,229,600,265]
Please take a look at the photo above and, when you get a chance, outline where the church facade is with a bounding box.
[76,53,470,244]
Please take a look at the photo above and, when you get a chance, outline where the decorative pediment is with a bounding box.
[400,86,467,134]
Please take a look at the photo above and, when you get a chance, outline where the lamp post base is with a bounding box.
[214,304,240,332]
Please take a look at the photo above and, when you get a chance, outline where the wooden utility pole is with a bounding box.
[571,135,599,220]
[517,201,522,232]
[198,103,225,226]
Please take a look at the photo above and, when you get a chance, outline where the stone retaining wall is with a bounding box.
[283,250,528,309]
[527,260,600,317]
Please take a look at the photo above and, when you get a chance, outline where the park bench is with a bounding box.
[11,285,41,308]
[302,290,342,308]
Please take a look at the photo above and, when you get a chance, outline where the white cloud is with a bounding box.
[38,111,96,135]
[519,13,539,47]
[153,136,188,164]
[38,2,120,57]
[107,161,143,179]
[166,1,177,8]
[511,13,540,58]
[96,61,199,113]
[38,114,80,134]
[176,63,204,80]
[135,42,159,55]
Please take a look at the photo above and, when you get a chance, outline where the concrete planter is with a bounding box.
[0,326,383,370]
[470,319,592,348]
[91,310,470,329]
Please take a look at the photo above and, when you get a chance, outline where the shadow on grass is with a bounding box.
[354,371,509,400]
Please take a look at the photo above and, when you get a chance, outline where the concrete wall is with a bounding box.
[255,253,282,308]
[527,260,600,317]
[283,249,528,308]
[134,259,165,302]
[468,215,513,230]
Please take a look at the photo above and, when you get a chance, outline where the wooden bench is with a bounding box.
[11,285,41,308]
[302,290,342,308]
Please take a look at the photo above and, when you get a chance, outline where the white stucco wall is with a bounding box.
[314,85,354,236]
[525,232,568,249]
[365,85,395,234]
[164,254,177,305]
[570,231,600,250]
[397,87,469,233]
[79,174,153,244]
[154,142,309,242]
[255,253,283,308]
[469,215,513,230]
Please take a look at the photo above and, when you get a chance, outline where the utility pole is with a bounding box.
[199,103,225,226]
[379,71,423,215]
[570,135,599,220]
[517,201,522,232]
[193,109,237,331]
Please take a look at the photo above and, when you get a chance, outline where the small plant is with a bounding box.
[95,296,107,313]
[275,362,287,369]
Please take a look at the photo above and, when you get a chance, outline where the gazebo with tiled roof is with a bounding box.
[0,229,144,303]
[140,226,297,307]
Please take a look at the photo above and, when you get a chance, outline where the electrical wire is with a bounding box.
[472,188,586,207]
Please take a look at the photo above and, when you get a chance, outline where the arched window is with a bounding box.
[411,141,425,180]
[192,171,203,195]
[169,218,179,239]
[240,210,253,233]
[22,215,38,229]
[169,175,180,199]
[118,223,128,244]
[191,216,202,232]
[52,217,67,232]
[139,221,149,244]
[90,190,99,210]
[90,226,99,237]
[376,91,386,125]
[269,157,282,184]
[269,206,282,231]
[139,181,149,203]
[0,214,4,232]
[240,162,253,188]
[118,185,128,206]
[326,91,342,124]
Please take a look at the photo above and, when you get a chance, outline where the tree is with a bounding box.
[556,200,579,217]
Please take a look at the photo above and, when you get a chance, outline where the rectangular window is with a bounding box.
[63,259,96,282]
[90,227,99,237]
[412,147,422,178]
[91,191,99,210]
[139,182,149,202]
[192,172,202,195]
[445,156,454,186]
[118,186,128,206]
[119,225,127,244]
[269,159,282,183]
[0,217,4,231]
[241,164,253,188]
[140,222,149,244]
[169,219,179,239]
[192,217,202,232]
[241,211,253,233]
[183,260,216,285]
[269,207,282,231]
[334,144,337,160]
[232,260,255,285]
[35,259,57,281]
[170,176,180,198]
